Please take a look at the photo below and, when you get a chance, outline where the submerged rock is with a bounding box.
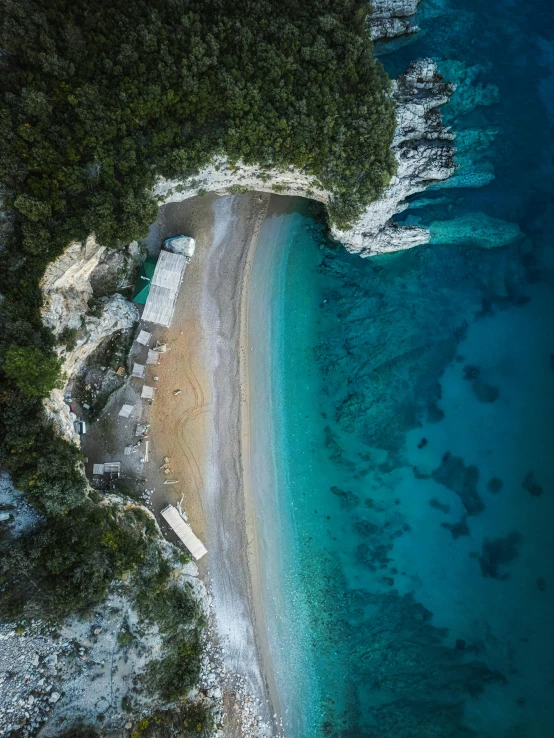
[442,514,470,540]
[472,380,499,403]
[487,477,503,494]
[432,453,485,515]
[429,212,523,249]
[522,471,543,497]
[478,532,522,579]
[331,486,360,509]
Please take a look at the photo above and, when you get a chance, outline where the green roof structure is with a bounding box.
[132,256,157,304]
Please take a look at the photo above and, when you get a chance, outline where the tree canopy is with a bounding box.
[3,344,63,397]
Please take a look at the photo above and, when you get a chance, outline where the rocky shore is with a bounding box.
[368,0,421,40]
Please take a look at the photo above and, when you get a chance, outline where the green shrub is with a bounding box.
[58,326,79,352]
[2,345,63,397]
[0,503,157,619]
[136,576,204,700]
[130,704,213,738]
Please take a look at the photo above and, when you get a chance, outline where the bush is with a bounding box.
[0,390,87,514]
[136,575,204,700]
[0,503,157,619]
[130,704,213,738]
[2,345,63,397]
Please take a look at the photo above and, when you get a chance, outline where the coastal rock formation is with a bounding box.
[155,59,455,257]
[333,59,456,256]
[0,495,219,738]
[368,0,421,40]
[40,235,104,336]
[40,238,139,444]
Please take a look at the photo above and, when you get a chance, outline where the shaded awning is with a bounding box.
[132,256,157,304]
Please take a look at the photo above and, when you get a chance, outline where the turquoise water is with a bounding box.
[252,0,554,735]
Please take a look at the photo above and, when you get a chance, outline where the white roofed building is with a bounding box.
[141,250,188,327]
[161,505,207,560]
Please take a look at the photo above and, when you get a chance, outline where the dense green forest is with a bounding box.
[0,0,394,613]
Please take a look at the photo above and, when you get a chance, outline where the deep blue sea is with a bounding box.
[251,0,554,735]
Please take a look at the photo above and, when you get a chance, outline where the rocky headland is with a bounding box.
[154,1,455,258]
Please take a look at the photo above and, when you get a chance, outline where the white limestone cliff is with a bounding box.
[368,0,422,40]
[40,237,139,443]
[333,59,456,256]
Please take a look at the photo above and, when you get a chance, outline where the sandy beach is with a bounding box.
[145,192,278,736]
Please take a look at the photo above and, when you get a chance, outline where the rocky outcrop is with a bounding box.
[153,0,454,258]
[40,236,104,336]
[155,58,455,258]
[41,239,139,444]
[368,0,421,40]
[333,59,456,256]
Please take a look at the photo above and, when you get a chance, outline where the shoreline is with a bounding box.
[238,197,284,734]
[146,191,279,736]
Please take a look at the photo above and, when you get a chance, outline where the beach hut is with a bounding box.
[136,330,151,346]
[141,250,188,327]
[141,385,155,400]
[104,462,121,477]
[132,256,158,305]
[132,362,146,378]
[92,462,120,478]
[146,349,160,365]
[160,504,207,560]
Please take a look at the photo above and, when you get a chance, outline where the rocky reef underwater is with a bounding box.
[268,0,554,736]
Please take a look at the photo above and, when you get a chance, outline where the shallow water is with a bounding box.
[249,0,554,735]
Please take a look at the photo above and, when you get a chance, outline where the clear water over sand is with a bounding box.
[248,0,554,735]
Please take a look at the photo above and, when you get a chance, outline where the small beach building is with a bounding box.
[141,250,188,327]
[141,385,155,400]
[136,330,151,346]
[161,504,207,560]
[132,363,146,378]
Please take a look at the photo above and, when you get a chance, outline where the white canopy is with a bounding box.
[136,330,151,346]
[118,404,134,418]
[141,250,187,327]
[161,505,207,560]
